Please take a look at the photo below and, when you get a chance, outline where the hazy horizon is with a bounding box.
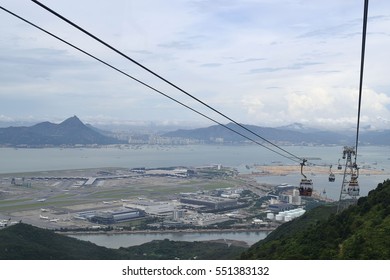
[0,115,377,134]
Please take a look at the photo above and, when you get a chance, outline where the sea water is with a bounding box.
[68,231,269,249]
[0,145,388,170]
[1,145,389,200]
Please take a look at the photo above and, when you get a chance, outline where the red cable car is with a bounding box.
[299,159,313,197]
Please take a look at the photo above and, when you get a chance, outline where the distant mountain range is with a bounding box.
[1,117,388,146]
[0,116,125,147]
[163,122,390,145]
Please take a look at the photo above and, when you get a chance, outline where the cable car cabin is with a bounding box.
[337,159,342,170]
[299,178,313,196]
[328,173,335,182]
[348,175,360,196]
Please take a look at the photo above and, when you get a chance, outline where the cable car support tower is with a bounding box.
[337,0,369,213]
[337,146,360,212]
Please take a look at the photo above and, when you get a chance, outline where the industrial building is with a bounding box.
[90,208,144,225]
[173,209,185,221]
[196,214,230,226]
[267,203,294,213]
[124,201,174,217]
[179,195,238,211]
[279,189,302,205]
[274,208,306,222]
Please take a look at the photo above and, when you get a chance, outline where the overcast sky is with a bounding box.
[1,0,389,130]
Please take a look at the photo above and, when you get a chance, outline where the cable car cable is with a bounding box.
[354,0,369,163]
[31,0,304,163]
[0,5,302,164]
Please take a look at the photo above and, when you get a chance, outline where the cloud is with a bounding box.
[286,88,334,118]
[249,61,322,74]
[232,58,266,64]
[249,67,284,74]
[298,21,359,39]
[238,70,390,129]
[200,63,222,68]
[131,50,153,55]
[158,40,196,50]
[0,47,83,80]
[0,0,389,131]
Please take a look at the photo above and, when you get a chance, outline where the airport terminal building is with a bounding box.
[90,208,144,225]
[179,195,238,211]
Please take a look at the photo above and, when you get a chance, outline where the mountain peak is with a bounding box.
[278,122,307,130]
[60,116,85,127]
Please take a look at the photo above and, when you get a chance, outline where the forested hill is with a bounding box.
[163,122,349,145]
[241,179,390,259]
[163,122,390,145]
[0,223,123,259]
[0,223,245,260]
[0,116,125,146]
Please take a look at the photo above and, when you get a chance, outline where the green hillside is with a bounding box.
[0,223,124,259]
[118,239,246,260]
[0,223,245,260]
[241,179,390,259]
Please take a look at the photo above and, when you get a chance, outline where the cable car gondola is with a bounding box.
[337,159,342,170]
[299,159,313,196]
[328,165,335,182]
[348,166,360,196]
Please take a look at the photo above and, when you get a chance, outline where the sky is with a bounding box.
[1,0,390,131]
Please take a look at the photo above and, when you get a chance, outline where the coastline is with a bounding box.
[62,227,273,248]
[251,164,388,176]
[60,227,276,236]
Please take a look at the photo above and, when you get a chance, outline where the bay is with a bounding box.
[1,144,389,173]
[1,145,388,199]
[68,230,269,249]
[1,144,292,173]
[1,145,389,201]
